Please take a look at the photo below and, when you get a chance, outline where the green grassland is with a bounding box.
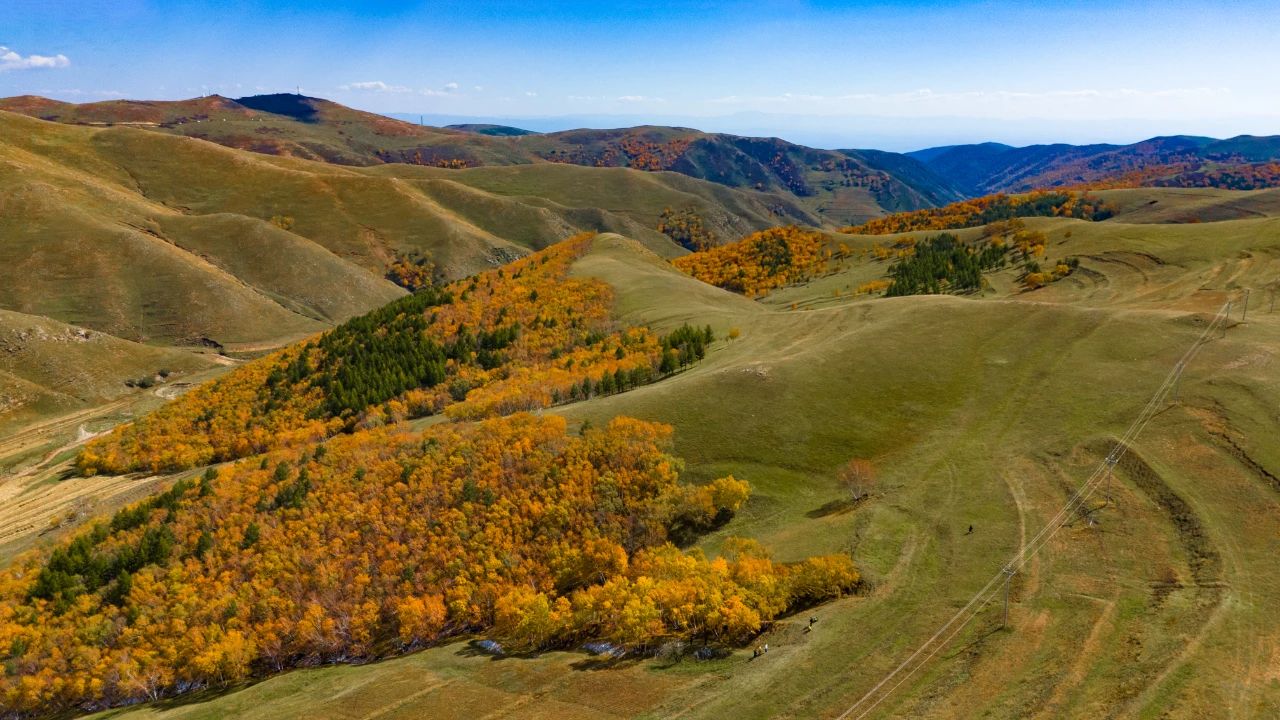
[75,206,1280,719]
[1097,187,1280,225]
[0,309,225,561]
[0,309,215,435]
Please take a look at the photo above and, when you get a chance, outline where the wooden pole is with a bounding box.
[1002,568,1015,628]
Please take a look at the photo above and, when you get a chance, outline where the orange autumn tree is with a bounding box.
[841,191,1112,235]
[837,458,877,501]
[2,414,858,715]
[77,233,712,475]
[672,226,835,298]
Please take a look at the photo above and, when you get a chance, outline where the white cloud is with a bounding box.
[473,85,484,92]
[340,80,412,93]
[525,91,537,97]
[617,95,666,103]
[35,88,121,98]
[420,82,462,97]
[0,46,70,72]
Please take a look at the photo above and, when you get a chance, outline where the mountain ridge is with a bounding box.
[910,133,1280,194]
[0,93,964,226]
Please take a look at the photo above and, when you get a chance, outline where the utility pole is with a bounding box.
[1222,302,1232,338]
[1002,566,1017,628]
[1170,360,1185,404]
[1104,447,1121,502]
[1242,289,1250,323]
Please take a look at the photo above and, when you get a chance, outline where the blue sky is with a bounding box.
[3,0,1279,150]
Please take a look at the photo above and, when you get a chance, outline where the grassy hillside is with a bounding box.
[365,163,818,255]
[0,310,214,434]
[512,126,965,224]
[0,94,534,168]
[65,219,1280,719]
[0,310,224,560]
[1,109,821,351]
[1095,187,1280,224]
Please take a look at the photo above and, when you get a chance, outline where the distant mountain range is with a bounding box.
[909,135,1280,195]
[446,123,538,137]
[4,92,1278,228]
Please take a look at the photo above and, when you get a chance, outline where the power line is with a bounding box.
[836,301,1234,720]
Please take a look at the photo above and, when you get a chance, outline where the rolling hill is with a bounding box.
[0,93,964,226]
[0,309,215,434]
[910,135,1280,195]
[0,108,815,352]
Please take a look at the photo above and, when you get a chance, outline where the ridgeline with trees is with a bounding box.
[841,190,1113,235]
[76,234,714,475]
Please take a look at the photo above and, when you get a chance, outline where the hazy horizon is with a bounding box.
[385,109,1280,153]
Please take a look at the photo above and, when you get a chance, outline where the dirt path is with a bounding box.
[0,397,159,557]
[1035,594,1118,718]
[0,397,129,461]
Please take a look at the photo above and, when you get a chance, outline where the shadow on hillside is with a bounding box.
[235,93,320,122]
[570,654,643,672]
[83,682,256,718]
[452,640,646,672]
[806,498,859,518]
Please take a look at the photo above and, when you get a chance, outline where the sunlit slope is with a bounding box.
[0,125,332,346]
[368,162,819,256]
[75,124,530,276]
[569,233,763,327]
[89,227,1280,719]
[0,309,213,431]
[1021,216,1280,310]
[2,110,839,348]
[1097,187,1280,224]
[763,210,1280,314]
[558,235,1280,719]
[0,93,535,167]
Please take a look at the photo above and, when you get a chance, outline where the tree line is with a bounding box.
[843,191,1113,235]
[77,233,717,475]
